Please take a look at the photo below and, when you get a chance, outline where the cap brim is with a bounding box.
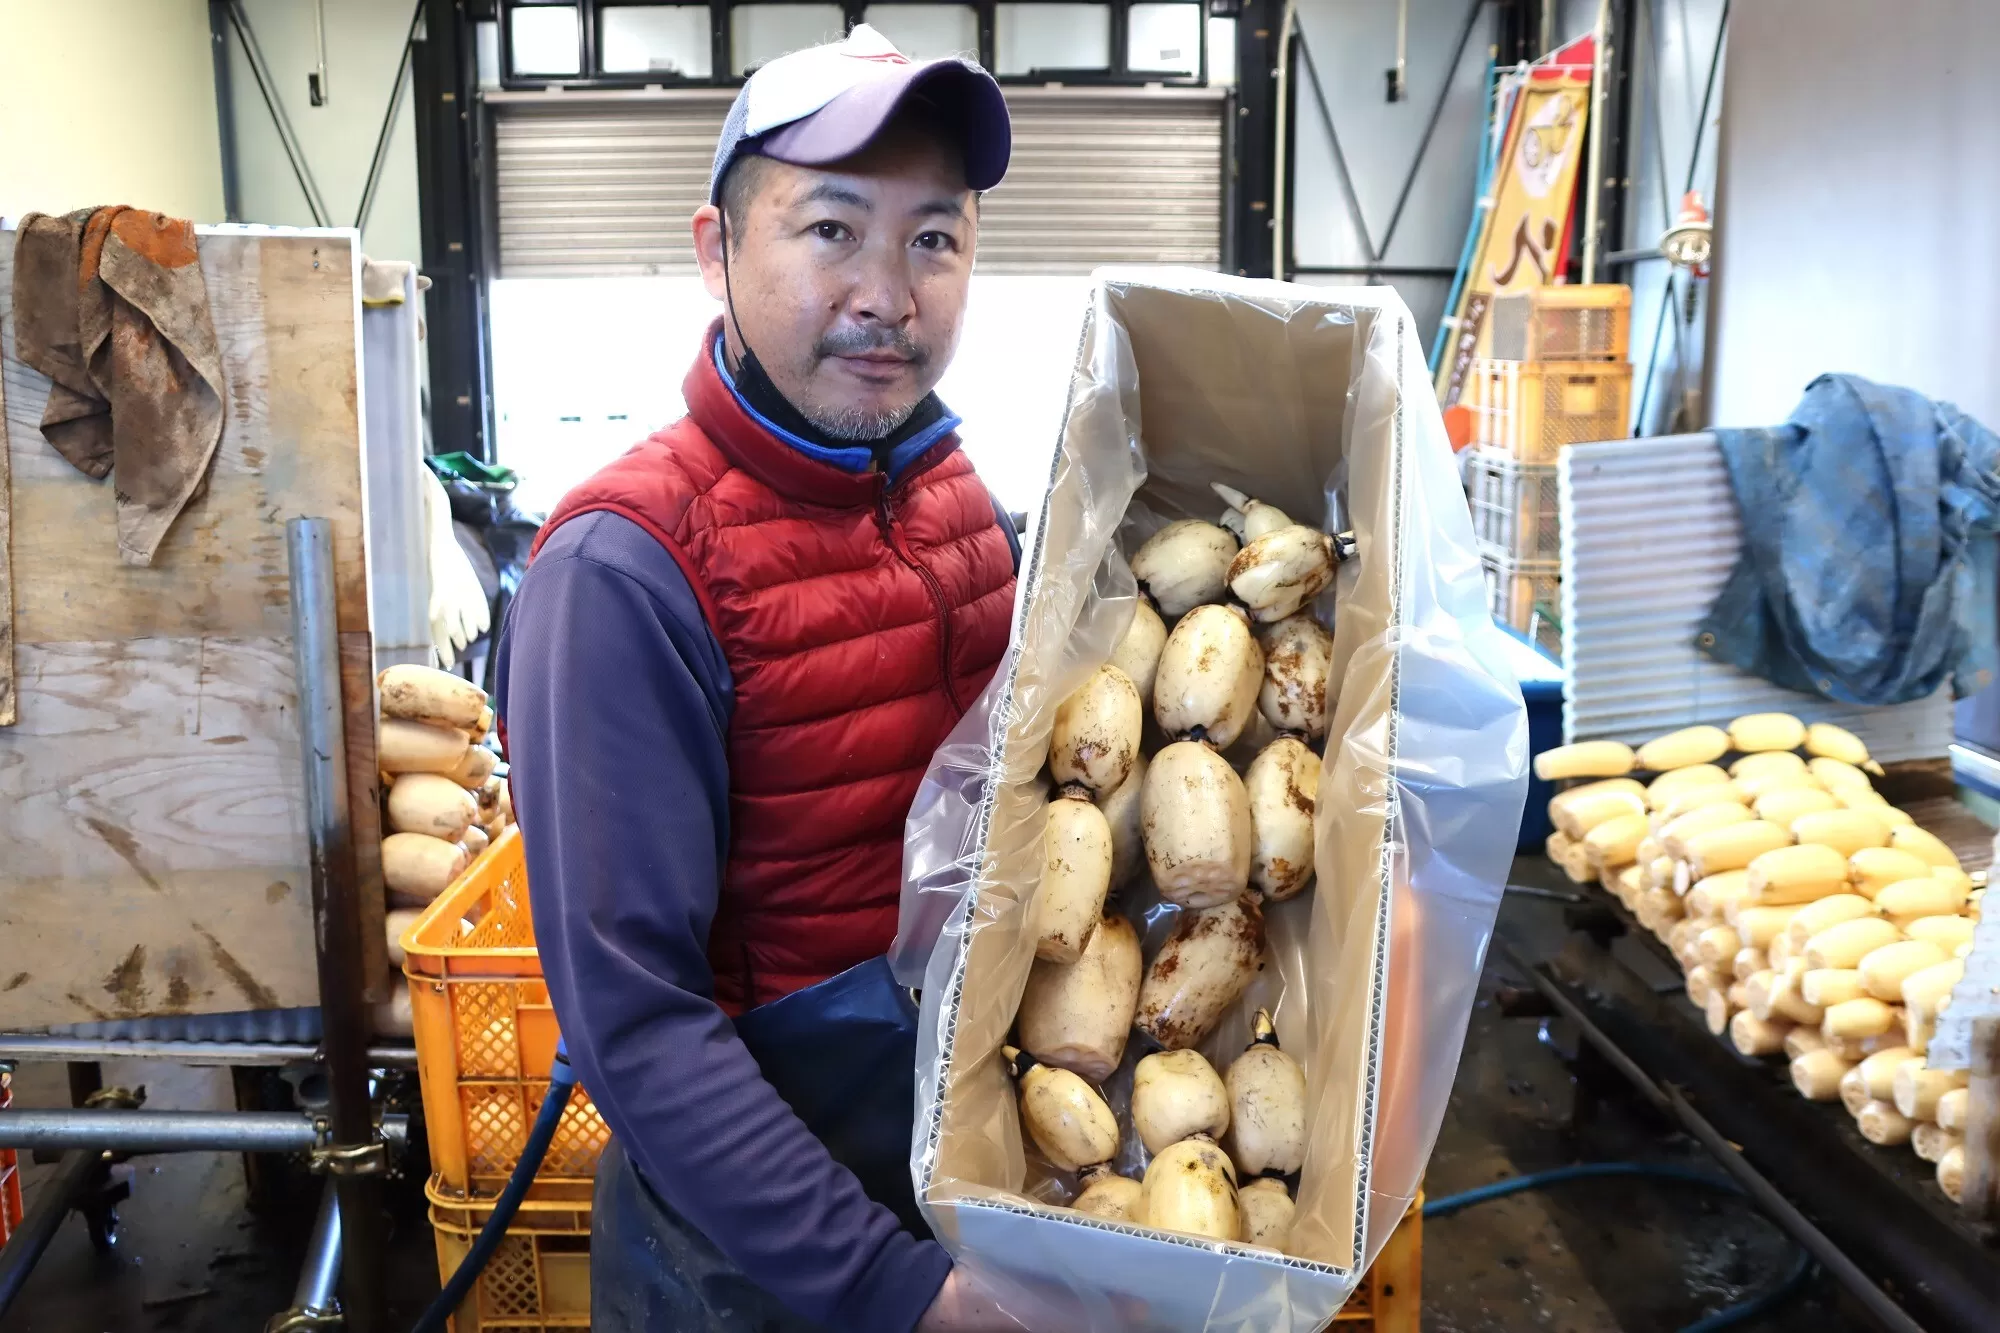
[754,61,1010,192]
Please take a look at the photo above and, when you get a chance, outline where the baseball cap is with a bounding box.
[709,24,1011,204]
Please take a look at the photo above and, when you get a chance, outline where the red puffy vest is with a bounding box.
[532,327,1016,1014]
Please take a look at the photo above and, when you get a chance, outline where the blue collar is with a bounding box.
[711,336,960,485]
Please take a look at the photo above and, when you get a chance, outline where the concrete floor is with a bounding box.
[1421,889,1868,1332]
[4,1058,438,1331]
[4,874,1881,1331]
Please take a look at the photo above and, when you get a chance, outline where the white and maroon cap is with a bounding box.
[708,24,1010,203]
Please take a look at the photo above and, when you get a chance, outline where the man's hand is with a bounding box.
[916,1268,1035,1332]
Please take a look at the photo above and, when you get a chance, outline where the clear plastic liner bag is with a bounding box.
[893,270,1528,1331]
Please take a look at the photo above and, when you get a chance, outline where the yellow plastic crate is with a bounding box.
[428,1174,592,1331]
[1490,284,1633,362]
[427,1176,1415,1332]
[403,828,609,1196]
[1467,357,1633,462]
[1334,1193,1422,1330]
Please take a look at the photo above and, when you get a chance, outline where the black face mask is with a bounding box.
[727,340,948,463]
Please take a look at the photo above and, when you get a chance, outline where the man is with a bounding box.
[496,24,1026,1333]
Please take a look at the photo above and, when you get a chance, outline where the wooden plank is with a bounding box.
[0,638,317,1019]
[3,237,367,645]
[0,228,379,1028]
[343,631,388,1000]
[0,318,11,728]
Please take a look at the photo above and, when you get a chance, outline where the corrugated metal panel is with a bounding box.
[493,89,735,278]
[490,87,1223,278]
[1557,433,1955,761]
[975,90,1223,272]
[44,1007,323,1043]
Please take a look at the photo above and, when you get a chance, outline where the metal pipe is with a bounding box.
[0,1110,408,1155]
[0,1148,99,1321]
[1291,264,1459,278]
[1498,944,1931,1333]
[357,0,427,232]
[288,518,386,1333]
[310,0,330,105]
[1272,0,1297,280]
[208,1,242,221]
[0,1036,417,1068]
[1633,0,1728,434]
[1430,54,1501,376]
[292,1180,344,1320]
[1661,1084,1927,1333]
[1388,0,1408,101]
[1580,0,1612,282]
[1294,31,1377,268]
[1377,0,1488,261]
[226,0,332,226]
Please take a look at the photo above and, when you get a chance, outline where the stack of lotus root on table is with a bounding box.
[369,665,513,1034]
[1538,714,1979,1202]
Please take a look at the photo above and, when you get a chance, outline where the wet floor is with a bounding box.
[4,1058,437,1331]
[4,862,1881,1331]
[1422,891,1869,1331]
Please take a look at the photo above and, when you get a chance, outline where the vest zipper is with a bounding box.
[876,487,967,716]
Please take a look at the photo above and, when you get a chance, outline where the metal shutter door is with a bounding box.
[978,88,1223,272]
[490,87,1223,278]
[491,90,734,278]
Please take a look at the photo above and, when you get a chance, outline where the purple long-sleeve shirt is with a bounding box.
[494,507,952,1332]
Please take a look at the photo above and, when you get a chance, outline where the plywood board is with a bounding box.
[0,228,386,1028]
[0,327,12,728]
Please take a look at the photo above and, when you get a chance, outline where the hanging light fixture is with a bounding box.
[1659,191,1713,275]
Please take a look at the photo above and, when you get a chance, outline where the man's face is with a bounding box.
[693,123,977,439]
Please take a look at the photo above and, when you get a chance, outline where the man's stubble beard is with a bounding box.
[796,324,934,441]
[800,397,920,441]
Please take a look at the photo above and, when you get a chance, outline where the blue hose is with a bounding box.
[1422,1160,1739,1217]
[412,1041,578,1333]
[1423,1161,1813,1333]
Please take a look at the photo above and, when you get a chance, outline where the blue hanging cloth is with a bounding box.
[1698,373,2000,705]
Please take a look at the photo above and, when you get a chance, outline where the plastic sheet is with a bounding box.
[894,270,1527,1330]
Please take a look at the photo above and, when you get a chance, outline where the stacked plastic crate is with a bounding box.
[406,828,604,1332]
[406,831,1427,1330]
[0,1068,21,1246]
[1465,285,1633,655]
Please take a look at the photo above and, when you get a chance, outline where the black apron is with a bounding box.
[592,957,927,1331]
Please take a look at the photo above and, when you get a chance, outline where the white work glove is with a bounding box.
[424,467,491,670]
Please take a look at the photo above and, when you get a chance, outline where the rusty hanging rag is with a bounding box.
[12,207,225,566]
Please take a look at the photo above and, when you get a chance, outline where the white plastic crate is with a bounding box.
[1469,448,1560,564]
[1483,553,1561,656]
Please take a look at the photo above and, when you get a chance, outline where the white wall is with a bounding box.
[1707,0,2000,431]
[0,0,225,221]
[1287,0,1495,352]
[226,0,423,262]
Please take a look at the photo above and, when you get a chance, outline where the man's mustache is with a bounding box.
[814,325,929,368]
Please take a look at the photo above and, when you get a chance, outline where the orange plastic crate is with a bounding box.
[404,833,1422,1329]
[1465,357,1633,461]
[1334,1193,1422,1330]
[0,1071,21,1246]
[425,1175,1412,1332]
[1489,284,1632,362]
[427,1174,592,1331]
[403,828,610,1197]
